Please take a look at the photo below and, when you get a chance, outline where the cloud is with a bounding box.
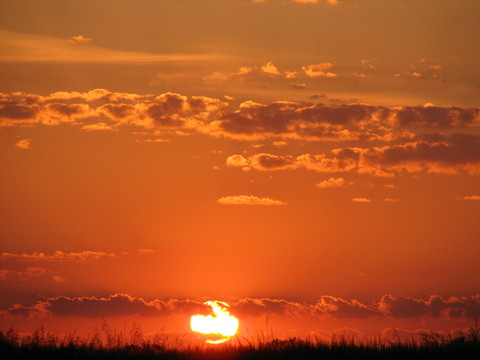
[378,294,480,320]
[14,139,32,150]
[2,294,479,321]
[396,106,479,127]
[361,59,377,70]
[226,134,480,176]
[217,195,287,206]
[352,198,371,203]
[0,249,163,263]
[226,152,357,173]
[357,135,480,176]
[261,61,281,76]
[0,294,207,319]
[231,298,308,317]
[302,63,337,78]
[0,267,50,281]
[207,100,393,141]
[3,90,479,146]
[0,251,116,263]
[68,35,93,44]
[0,30,224,63]
[292,0,319,4]
[316,177,349,188]
[2,90,480,178]
[81,122,114,131]
[457,195,480,201]
[255,0,337,4]
[290,81,306,89]
[315,296,377,318]
[0,90,228,132]
[226,154,250,168]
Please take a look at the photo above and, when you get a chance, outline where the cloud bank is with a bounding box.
[2,294,479,321]
[2,89,479,178]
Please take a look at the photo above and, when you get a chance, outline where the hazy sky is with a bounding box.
[1,0,479,340]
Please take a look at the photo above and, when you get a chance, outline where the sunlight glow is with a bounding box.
[190,301,239,344]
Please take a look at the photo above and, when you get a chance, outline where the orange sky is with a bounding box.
[1,0,479,340]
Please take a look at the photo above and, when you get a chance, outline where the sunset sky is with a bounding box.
[1,0,479,341]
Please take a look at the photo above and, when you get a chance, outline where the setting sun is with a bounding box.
[190,301,239,344]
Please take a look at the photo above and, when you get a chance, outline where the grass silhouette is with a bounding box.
[1,323,479,359]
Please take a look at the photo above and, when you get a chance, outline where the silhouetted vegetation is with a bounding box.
[1,324,479,359]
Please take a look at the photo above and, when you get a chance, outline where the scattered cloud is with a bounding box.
[2,90,480,179]
[302,63,337,78]
[316,177,349,188]
[14,138,32,150]
[384,184,398,189]
[361,59,377,70]
[285,71,298,79]
[217,195,287,206]
[260,61,281,76]
[290,81,307,89]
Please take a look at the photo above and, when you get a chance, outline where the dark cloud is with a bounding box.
[1,90,479,144]
[230,298,307,317]
[360,134,480,175]
[395,106,478,128]
[315,296,378,318]
[378,294,480,320]
[0,100,39,120]
[227,134,480,176]
[2,294,479,321]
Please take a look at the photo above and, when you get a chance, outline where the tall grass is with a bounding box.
[1,323,479,359]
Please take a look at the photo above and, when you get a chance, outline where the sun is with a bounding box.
[190,301,239,344]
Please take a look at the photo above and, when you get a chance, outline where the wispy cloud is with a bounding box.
[456,195,480,201]
[0,30,225,63]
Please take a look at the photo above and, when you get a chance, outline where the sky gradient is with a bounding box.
[1,0,479,342]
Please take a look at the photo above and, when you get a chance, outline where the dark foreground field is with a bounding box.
[1,327,479,360]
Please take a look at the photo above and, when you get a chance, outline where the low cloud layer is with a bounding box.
[2,294,479,321]
[0,249,161,263]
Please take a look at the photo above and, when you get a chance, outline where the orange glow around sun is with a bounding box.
[190,301,239,344]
